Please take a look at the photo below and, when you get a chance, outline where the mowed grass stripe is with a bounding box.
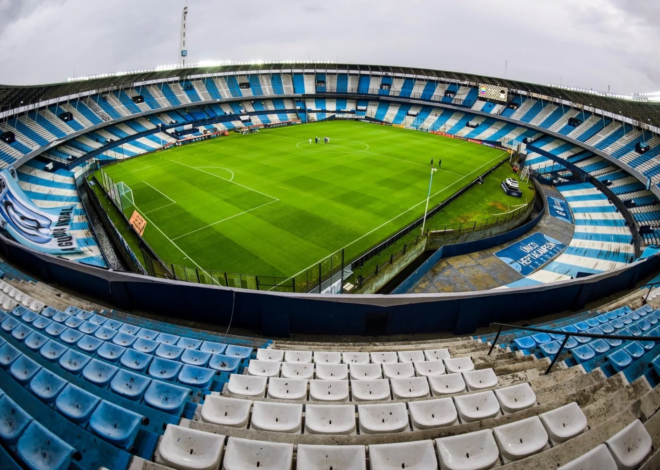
[101,121,505,277]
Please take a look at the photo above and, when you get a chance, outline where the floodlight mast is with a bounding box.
[180,5,188,65]
[420,167,437,235]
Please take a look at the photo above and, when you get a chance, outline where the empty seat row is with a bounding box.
[0,281,44,313]
[257,348,450,364]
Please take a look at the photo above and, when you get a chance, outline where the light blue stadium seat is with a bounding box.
[55,384,100,423]
[31,316,51,331]
[88,401,142,449]
[0,342,21,368]
[82,359,119,387]
[624,341,645,359]
[104,319,123,330]
[112,332,137,347]
[572,344,596,363]
[120,348,152,373]
[606,311,620,321]
[539,341,560,357]
[600,323,615,334]
[155,343,184,360]
[110,370,151,401]
[178,364,215,388]
[629,311,640,321]
[639,338,656,350]
[0,396,32,444]
[609,319,624,329]
[548,330,566,341]
[208,354,241,372]
[181,349,211,366]
[620,314,633,325]
[563,325,589,344]
[646,313,658,325]
[607,349,632,372]
[64,316,83,329]
[118,324,140,335]
[531,333,552,345]
[628,324,643,336]
[585,318,600,328]
[59,328,83,345]
[225,345,252,359]
[573,321,589,331]
[45,322,66,337]
[133,338,158,353]
[143,380,189,415]
[59,349,91,374]
[136,328,159,341]
[513,336,535,350]
[40,340,67,362]
[155,333,180,345]
[637,319,651,332]
[586,327,603,336]
[76,335,103,353]
[178,338,202,350]
[20,311,38,323]
[589,339,610,355]
[78,321,100,335]
[17,421,74,470]
[11,324,32,341]
[24,331,48,351]
[595,314,609,324]
[0,336,4,348]
[97,343,126,362]
[29,369,67,403]
[88,314,107,326]
[200,341,227,354]
[148,357,182,381]
[51,311,70,323]
[74,310,94,321]
[94,326,117,341]
[40,307,59,318]
[10,354,41,384]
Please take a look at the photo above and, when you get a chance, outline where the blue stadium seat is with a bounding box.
[539,341,561,357]
[0,342,21,368]
[589,339,610,355]
[0,395,32,444]
[585,318,600,328]
[94,326,117,341]
[97,343,126,362]
[74,310,94,321]
[606,311,620,321]
[110,370,151,401]
[51,311,70,323]
[82,359,119,387]
[24,331,48,351]
[136,329,159,341]
[118,324,140,335]
[572,344,596,363]
[624,341,645,359]
[629,311,641,321]
[178,338,202,350]
[112,332,137,347]
[600,323,615,334]
[120,348,153,373]
[609,319,624,329]
[44,322,66,337]
[20,311,38,324]
[573,321,589,331]
[208,354,241,372]
[181,349,211,366]
[76,335,103,353]
[31,316,51,330]
[59,349,91,373]
[40,340,67,362]
[134,338,158,353]
[11,324,32,341]
[88,314,107,326]
[17,421,74,470]
[88,401,142,449]
[628,324,643,336]
[200,341,227,354]
[78,321,100,335]
[104,319,123,330]
[10,354,41,384]
[647,313,658,325]
[513,337,535,350]
[225,345,252,359]
[148,357,182,380]
[29,369,67,403]
[637,320,651,332]
[63,316,83,329]
[155,333,180,345]
[595,314,610,324]
[620,314,633,325]
[55,384,100,423]
[548,330,566,341]
[1,317,19,333]
[155,343,184,360]
[178,365,215,388]
[59,328,83,345]
[607,349,632,372]
[143,380,189,415]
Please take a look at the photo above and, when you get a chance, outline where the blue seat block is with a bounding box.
[148,357,182,381]
[563,337,579,349]
[178,365,215,388]
[624,341,645,359]
[225,345,252,359]
[104,319,123,330]
[549,330,566,341]
[88,401,142,449]
[59,328,83,345]
[181,349,211,367]
[10,355,41,385]
[628,324,642,336]
[607,349,632,372]
[24,331,48,351]
[200,341,227,354]
[143,380,189,415]
[17,421,74,470]
[586,327,603,336]
[31,316,51,331]
[637,320,651,332]
[0,342,21,368]
[112,333,137,347]
[64,307,79,316]
[606,311,619,320]
[0,395,32,444]
[51,311,70,323]
[20,311,38,323]
[136,328,159,341]
[639,339,656,350]
[82,359,119,387]
[630,311,640,321]
[589,339,610,355]
[40,340,67,362]
[178,338,202,350]
[94,326,117,341]
[208,354,241,372]
[11,324,33,341]
[40,307,60,318]
[610,319,624,329]
[97,343,126,362]
[572,344,596,363]
[120,349,153,373]
[59,349,91,374]
[29,369,67,403]
[585,318,600,328]
[531,333,552,345]
[620,315,633,325]
[155,343,184,360]
[55,384,100,423]
[78,321,99,335]
[76,335,103,353]
[155,333,180,345]
[595,314,610,324]
[63,316,83,329]
[600,323,615,334]
[539,341,561,356]
[647,313,658,325]
[44,322,66,337]
[88,314,107,326]
[74,310,94,321]
[513,336,536,350]
[133,338,158,354]
[118,324,140,335]
[605,337,623,347]
[573,321,589,331]
[110,370,151,401]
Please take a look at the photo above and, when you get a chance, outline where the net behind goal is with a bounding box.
[116,182,134,213]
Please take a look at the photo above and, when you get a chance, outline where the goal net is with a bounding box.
[116,182,134,213]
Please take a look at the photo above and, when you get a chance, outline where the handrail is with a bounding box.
[643,282,660,303]
[487,320,660,375]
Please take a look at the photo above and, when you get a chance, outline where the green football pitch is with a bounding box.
[98,121,509,279]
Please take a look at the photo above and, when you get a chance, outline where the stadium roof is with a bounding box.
[1,62,660,128]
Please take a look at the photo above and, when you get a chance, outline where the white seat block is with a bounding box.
[280,362,314,379]
[223,437,293,470]
[201,396,251,428]
[539,402,587,443]
[157,425,224,470]
[382,362,414,379]
[315,363,348,380]
[371,352,397,364]
[398,350,425,363]
[309,379,349,402]
[429,373,466,396]
[369,441,438,470]
[227,375,267,398]
[494,383,537,413]
[304,405,356,434]
[463,369,498,391]
[358,403,409,434]
[414,360,446,377]
[297,445,366,470]
[350,363,382,380]
[284,350,312,363]
[343,352,370,364]
[390,377,430,400]
[605,419,652,470]
[558,444,617,470]
[247,360,280,378]
[425,349,450,361]
[454,391,500,422]
[436,430,499,470]
[314,351,341,364]
[444,357,474,373]
[250,401,302,433]
[493,416,548,461]
[409,397,458,430]
[351,379,391,402]
[256,349,284,362]
[266,378,307,401]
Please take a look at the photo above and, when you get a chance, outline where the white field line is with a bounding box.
[124,163,154,174]
[276,151,510,288]
[195,167,235,181]
[172,199,279,241]
[143,181,176,203]
[144,202,176,214]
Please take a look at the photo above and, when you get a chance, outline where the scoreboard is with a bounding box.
[478,84,509,102]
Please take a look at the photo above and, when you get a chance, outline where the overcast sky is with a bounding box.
[0,0,659,94]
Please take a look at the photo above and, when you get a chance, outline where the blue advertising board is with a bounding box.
[495,232,565,276]
[547,196,574,224]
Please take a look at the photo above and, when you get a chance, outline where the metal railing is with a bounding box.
[487,320,660,375]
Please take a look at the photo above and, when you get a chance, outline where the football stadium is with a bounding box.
[1,2,660,469]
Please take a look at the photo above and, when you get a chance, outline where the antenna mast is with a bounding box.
[179,5,188,65]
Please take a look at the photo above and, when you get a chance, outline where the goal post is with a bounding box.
[116,181,135,213]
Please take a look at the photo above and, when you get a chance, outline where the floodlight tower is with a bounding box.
[179,5,188,65]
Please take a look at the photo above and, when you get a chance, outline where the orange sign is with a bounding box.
[129,211,147,236]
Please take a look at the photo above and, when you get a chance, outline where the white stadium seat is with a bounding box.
[304,404,356,434]
[370,352,398,364]
[539,402,587,444]
[408,397,458,430]
[605,419,652,470]
[309,379,349,402]
[494,383,537,413]
[284,350,312,363]
[436,430,500,470]
[454,391,500,422]
[429,373,466,396]
[349,363,382,380]
[227,375,267,398]
[313,351,341,364]
[247,360,280,378]
[157,425,224,470]
[201,396,251,428]
[343,352,370,364]
[369,441,438,470]
[250,401,303,433]
[493,416,549,461]
[398,350,424,362]
[280,362,314,379]
[390,377,431,400]
[266,378,307,401]
[358,403,409,433]
[382,362,415,379]
[462,368,498,391]
[315,363,348,380]
[297,444,366,470]
[223,437,293,470]
[413,360,446,377]
[256,349,284,362]
[444,357,474,373]
[425,349,450,361]
[558,444,617,470]
[351,379,391,402]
